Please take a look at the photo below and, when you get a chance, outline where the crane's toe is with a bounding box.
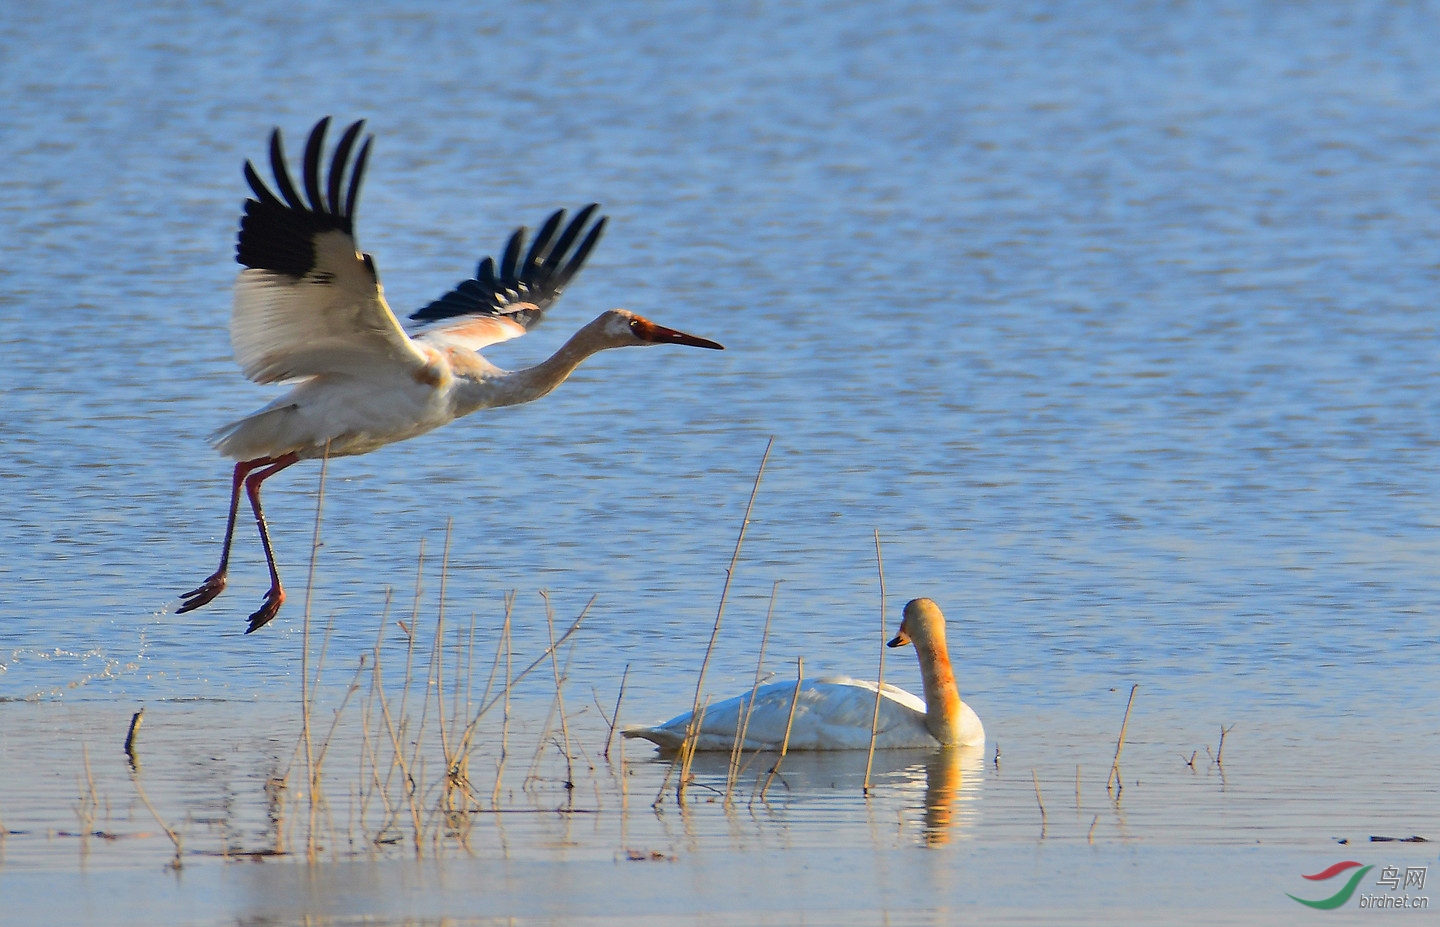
[245,587,286,634]
[177,574,227,614]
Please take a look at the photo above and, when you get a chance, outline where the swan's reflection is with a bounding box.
[917,744,985,845]
[649,743,985,846]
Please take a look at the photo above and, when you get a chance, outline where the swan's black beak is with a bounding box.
[887,628,912,649]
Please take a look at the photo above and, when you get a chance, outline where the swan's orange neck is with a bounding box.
[916,637,964,745]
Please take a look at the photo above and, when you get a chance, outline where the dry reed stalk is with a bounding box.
[1106,684,1138,796]
[357,592,393,847]
[400,566,460,843]
[466,602,587,729]
[1087,814,1099,843]
[432,620,485,844]
[522,607,571,794]
[542,592,577,791]
[74,744,98,837]
[757,656,803,802]
[724,580,780,804]
[125,744,183,869]
[601,664,630,761]
[406,531,453,798]
[433,520,454,765]
[725,705,746,797]
[1075,764,1081,813]
[438,613,481,823]
[299,449,330,861]
[676,438,773,799]
[863,529,887,795]
[672,698,712,806]
[311,652,366,785]
[618,707,628,801]
[453,600,589,806]
[1032,769,1047,837]
[371,651,426,856]
[396,536,427,723]
[300,613,347,859]
[475,597,509,721]
[457,612,477,755]
[491,595,514,808]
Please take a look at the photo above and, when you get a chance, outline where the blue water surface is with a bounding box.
[2,0,1438,746]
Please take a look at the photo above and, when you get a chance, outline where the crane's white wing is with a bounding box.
[408,205,607,352]
[410,310,529,354]
[230,118,428,384]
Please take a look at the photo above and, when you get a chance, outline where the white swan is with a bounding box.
[623,597,984,752]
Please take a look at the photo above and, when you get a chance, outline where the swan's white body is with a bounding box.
[625,598,984,752]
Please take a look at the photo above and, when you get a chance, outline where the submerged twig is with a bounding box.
[601,665,629,762]
[1216,723,1235,767]
[1032,769,1047,838]
[123,709,144,770]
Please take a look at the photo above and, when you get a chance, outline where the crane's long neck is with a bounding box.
[914,634,965,746]
[454,318,612,415]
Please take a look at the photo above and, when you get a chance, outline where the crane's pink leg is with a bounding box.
[243,452,300,633]
[178,456,284,615]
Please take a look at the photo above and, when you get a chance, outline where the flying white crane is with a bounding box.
[179,117,723,632]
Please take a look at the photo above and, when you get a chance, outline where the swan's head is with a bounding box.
[888,597,949,651]
[595,308,725,350]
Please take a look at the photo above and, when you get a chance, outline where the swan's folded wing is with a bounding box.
[230,117,427,384]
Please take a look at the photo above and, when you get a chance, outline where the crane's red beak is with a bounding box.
[632,318,724,350]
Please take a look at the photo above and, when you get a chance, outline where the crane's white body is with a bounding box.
[213,234,702,462]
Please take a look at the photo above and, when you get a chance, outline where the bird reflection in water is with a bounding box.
[919,744,985,846]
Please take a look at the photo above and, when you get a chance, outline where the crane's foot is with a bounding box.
[245,586,285,634]
[177,573,227,614]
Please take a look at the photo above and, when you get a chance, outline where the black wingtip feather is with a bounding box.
[548,205,597,267]
[409,203,606,326]
[301,117,329,213]
[327,120,365,216]
[524,209,565,271]
[268,128,305,212]
[558,217,606,290]
[235,117,374,276]
[345,135,372,220]
[499,228,525,281]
